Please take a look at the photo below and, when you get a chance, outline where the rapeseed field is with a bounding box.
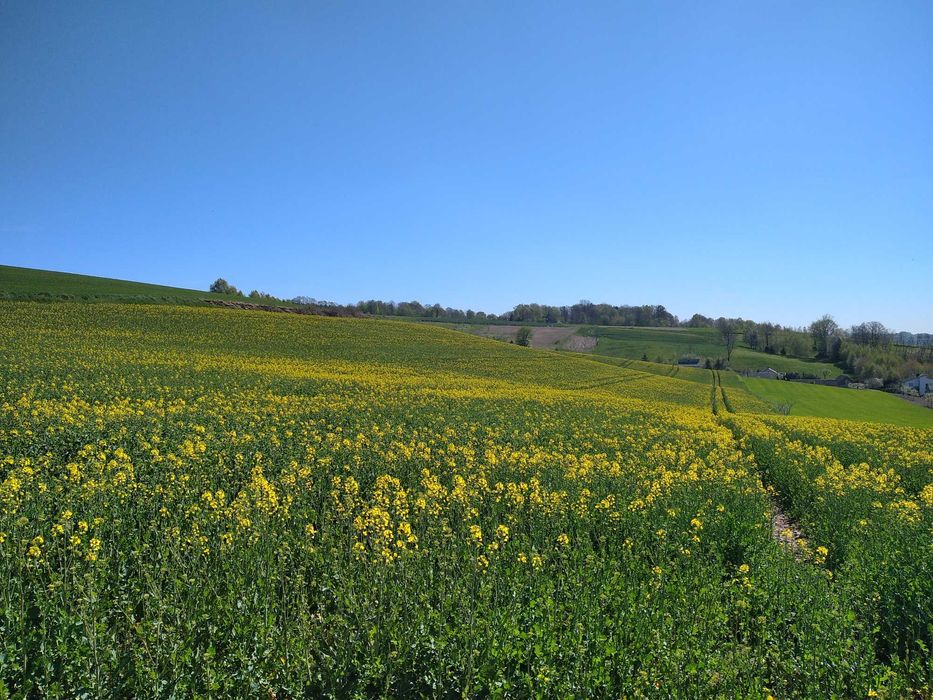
[0,302,929,697]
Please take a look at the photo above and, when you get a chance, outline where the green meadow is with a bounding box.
[579,325,841,376]
[742,377,933,428]
[0,264,296,307]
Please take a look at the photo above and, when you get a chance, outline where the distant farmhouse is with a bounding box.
[753,368,783,380]
[902,374,932,396]
[677,357,700,365]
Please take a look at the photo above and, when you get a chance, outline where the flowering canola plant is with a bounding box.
[0,302,929,697]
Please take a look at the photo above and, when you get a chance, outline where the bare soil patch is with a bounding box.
[564,334,597,351]
[467,325,585,349]
[771,501,805,557]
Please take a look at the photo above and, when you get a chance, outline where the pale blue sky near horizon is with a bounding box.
[1,1,931,331]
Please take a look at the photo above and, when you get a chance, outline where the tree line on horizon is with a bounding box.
[210,278,931,380]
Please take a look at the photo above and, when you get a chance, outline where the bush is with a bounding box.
[209,278,240,295]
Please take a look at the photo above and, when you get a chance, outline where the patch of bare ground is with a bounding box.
[564,334,597,351]
[466,325,585,349]
[770,499,805,557]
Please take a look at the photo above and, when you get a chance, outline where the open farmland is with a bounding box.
[579,325,841,376]
[742,377,933,428]
[1,301,931,696]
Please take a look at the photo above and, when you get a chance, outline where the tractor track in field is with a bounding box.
[710,380,807,557]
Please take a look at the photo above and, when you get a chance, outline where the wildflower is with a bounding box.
[27,535,44,558]
[469,524,483,547]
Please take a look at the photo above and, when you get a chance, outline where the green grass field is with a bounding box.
[580,325,841,376]
[579,325,723,360]
[742,377,933,428]
[0,264,295,306]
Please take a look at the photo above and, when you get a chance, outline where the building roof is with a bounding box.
[905,374,931,384]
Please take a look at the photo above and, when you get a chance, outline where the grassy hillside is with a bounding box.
[580,325,722,360]
[742,377,933,428]
[580,325,840,376]
[1,299,930,694]
[729,347,838,376]
[0,264,295,306]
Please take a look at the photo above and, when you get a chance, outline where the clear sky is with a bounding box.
[2,2,931,331]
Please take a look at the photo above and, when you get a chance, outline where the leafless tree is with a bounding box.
[716,318,738,362]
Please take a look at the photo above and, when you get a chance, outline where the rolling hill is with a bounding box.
[0,269,931,694]
[0,264,296,306]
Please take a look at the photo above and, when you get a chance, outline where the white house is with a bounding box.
[754,368,783,380]
[903,374,932,396]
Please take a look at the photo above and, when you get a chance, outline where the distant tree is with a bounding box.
[210,278,240,295]
[759,322,777,352]
[809,315,839,357]
[784,333,811,358]
[827,334,843,363]
[685,313,714,328]
[516,327,532,347]
[704,358,713,369]
[715,318,739,362]
[745,326,759,351]
[850,321,891,347]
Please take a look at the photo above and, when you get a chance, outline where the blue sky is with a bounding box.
[2,2,931,331]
